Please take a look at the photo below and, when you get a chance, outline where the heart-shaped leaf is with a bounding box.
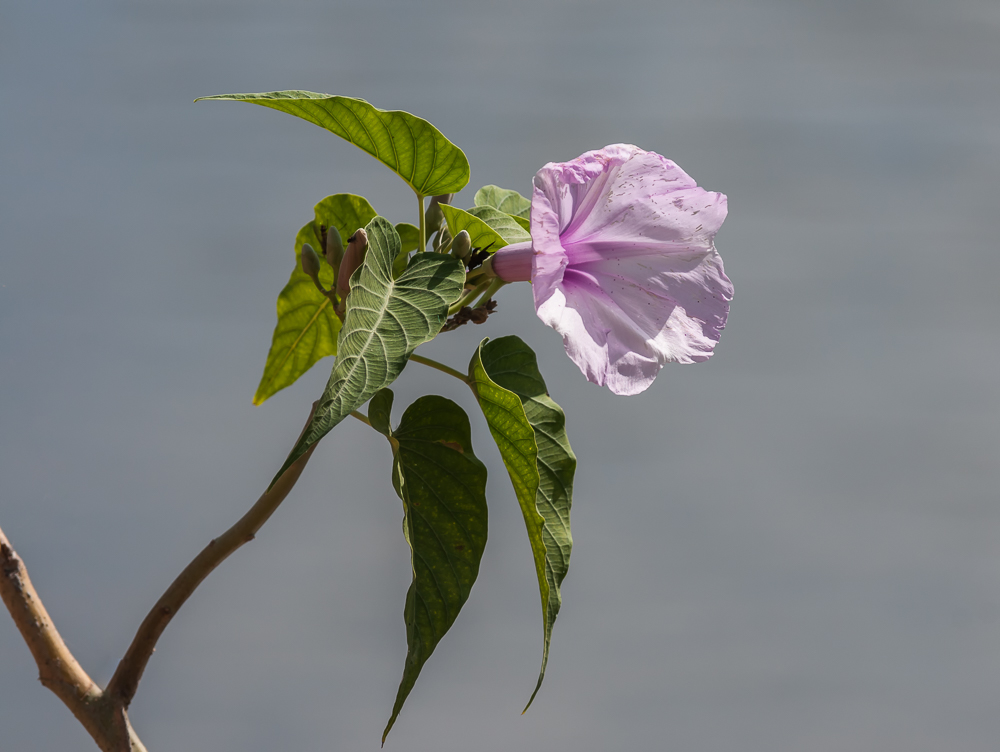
[253,194,378,404]
[371,391,488,743]
[197,92,470,196]
[468,336,576,710]
[269,217,465,486]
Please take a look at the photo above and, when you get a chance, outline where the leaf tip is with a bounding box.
[521,672,544,715]
[381,720,394,746]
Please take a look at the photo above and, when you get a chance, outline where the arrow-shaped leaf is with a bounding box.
[468,336,575,710]
[270,217,465,486]
[371,390,489,743]
[197,92,470,196]
[253,194,378,404]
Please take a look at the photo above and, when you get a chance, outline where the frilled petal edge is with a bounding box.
[536,250,732,395]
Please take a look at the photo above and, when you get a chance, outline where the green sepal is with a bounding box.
[378,393,489,743]
[468,336,576,710]
[197,92,470,196]
[253,194,378,404]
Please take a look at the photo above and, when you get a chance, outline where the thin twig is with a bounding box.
[106,401,321,708]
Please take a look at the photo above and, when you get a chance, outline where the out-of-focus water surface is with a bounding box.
[2,1,999,750]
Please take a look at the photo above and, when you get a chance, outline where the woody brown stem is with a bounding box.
[1,400,322,751]
[106,401,321,707]
[0,526,147,751]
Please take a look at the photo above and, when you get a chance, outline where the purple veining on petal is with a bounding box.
[491,144,732,395]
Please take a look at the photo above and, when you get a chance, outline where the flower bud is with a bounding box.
[490,241,532,282]
[451,230,472,261]
[336,228,368,299]
[300,243,322,280]
[325,225,344,268]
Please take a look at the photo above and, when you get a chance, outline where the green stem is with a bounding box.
[474,278,507,308]
[448,280,491,315]
[464,267,490,286]
[417,193,426,253]
[350,410,372,427]
[409,353,470,384]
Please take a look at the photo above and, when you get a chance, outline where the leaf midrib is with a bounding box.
[332,265,398,407]
[271,297,331,374]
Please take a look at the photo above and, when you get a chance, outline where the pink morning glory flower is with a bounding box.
[491,144,733,396]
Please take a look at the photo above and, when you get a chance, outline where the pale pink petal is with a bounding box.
[537,268,665,395]
[528,185,570,309]
[494,144,732,394]
[537,248,731,394]
[563,178,721,249]
[573,247,732,346]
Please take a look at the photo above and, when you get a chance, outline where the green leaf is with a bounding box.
[474,185,531,232]
[467,206,531,244]
[376,392,489,743]
[253,194,378,404]
[395,222,421,254]
[197,91,470,196]
[468,336,576,710]
[474,184,531,219]
[508,213,531,233]
[269,217,466,486]
[368,388,394,437]
[392,222,421,278]
[439,204,528,257]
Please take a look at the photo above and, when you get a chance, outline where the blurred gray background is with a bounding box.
[2,1,998,750]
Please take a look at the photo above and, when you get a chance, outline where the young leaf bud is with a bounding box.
[300,243,322,280]
[336,227,369,299]
[451,230,472,261]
